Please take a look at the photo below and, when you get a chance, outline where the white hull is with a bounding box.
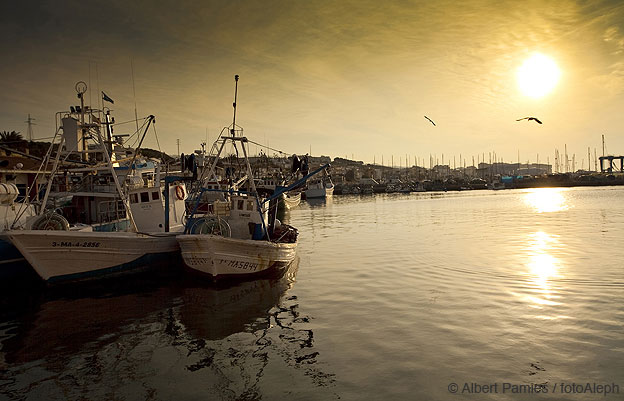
[177,234,297,278]
[282,191,302,209]
[8,230,180,282]
[1,203,38,270]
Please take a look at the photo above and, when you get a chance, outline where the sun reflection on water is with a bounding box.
[522,231,564,310]
[523,188,569,213]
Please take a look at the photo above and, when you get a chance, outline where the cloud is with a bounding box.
[1,0,623,161]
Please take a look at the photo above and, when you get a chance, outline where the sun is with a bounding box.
[517,53,561,98]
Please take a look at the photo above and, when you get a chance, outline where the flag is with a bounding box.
[102,91,114,104]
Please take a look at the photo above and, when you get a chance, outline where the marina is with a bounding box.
[0,79,623,399]
[2,0,624,398]
[0,186,622,400]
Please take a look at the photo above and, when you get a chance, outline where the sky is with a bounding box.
[1,0,623,168]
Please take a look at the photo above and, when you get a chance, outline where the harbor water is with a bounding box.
[1,186,623,400]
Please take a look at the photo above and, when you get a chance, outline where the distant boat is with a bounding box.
[489,181,505,190]
[305,175,334,199]
[281,190,302,210]
[257,178,301,211]
[468,178,488,190]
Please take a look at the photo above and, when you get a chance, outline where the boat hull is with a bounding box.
[7,230,180,283]
[177,234,297,278]
[281,191,301,210]
[0,234,37,282]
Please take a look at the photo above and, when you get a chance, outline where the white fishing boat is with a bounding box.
[178,75,326,279]
[305,175,334,199]
[177,213,297,278]
[6,82,188,283]
[178,191,298,279]
[281,190,302,210]
[8,177,187,283]
[8,230,180,282]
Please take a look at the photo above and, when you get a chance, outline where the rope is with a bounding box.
[246,139,289,156]
[152,121,165,163]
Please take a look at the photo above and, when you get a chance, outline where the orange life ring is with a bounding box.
[175,185,185,200]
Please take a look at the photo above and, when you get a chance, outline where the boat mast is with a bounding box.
[231,74,239,136]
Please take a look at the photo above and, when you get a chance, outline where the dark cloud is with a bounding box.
[1,0,623,161]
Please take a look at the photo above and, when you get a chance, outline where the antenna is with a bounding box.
[25,114,36,141]
[88,61,92,107]
[231,74,239,136]
[131,58,140,134]
[95,62,100,110]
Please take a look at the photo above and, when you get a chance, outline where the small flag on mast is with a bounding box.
[101,91,114,104]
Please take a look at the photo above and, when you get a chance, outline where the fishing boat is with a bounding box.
[280,189,302,209]
[255,176,285,196]
[178,75,326,279]
[8,229,181,282]
[8,173,187,283]
[489,180,505,190]
[7,82,188,283]
[305,174,334,199]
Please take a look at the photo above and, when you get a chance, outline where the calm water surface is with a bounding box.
[1,186,623,400]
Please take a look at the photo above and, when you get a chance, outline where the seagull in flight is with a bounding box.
[424,116,436,126]
[516,116,542,124]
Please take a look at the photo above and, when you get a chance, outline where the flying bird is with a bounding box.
[516,117,542,124]
[424,116,436,126]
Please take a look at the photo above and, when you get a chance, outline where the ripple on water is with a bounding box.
[1,188,623,400]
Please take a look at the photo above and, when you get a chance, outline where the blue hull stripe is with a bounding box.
[0,237,23,261]
[47,251,180,283]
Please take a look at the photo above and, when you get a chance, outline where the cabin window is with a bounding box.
[130,193,138,204]
[247,201,255,211]
[151,191,159,200]
[140,192,149,203]
[237,200,244,210]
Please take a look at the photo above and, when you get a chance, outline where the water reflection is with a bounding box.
[178,259,299,340]
[524,231,563,308]
[523,188,569,213]
[305,197,333,208]
[0,262,302,365]
[0,258,337,400]
[0,277,177,365]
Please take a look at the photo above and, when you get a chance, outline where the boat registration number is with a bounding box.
[51,241,101,248]
[217,259,259,271]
